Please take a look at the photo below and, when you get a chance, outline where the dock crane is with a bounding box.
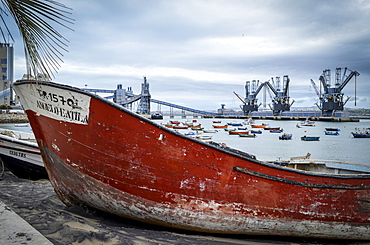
[234,80,265,115]
[311,67,360,116]
[264,75,294,115]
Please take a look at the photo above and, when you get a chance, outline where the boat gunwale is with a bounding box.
[13,79,370,180]
[0,133,39,149]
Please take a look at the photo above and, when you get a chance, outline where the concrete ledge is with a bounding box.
[0,200,52,245]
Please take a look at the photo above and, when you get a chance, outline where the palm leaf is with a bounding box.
[1,0,73,78]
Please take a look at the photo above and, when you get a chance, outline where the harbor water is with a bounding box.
[157,117,370,165]
[1,117,369,165]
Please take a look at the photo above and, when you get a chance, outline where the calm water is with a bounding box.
[158,117,370,165]
[2,118,369,165]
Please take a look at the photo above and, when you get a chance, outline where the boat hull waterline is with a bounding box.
[13,80,370,239]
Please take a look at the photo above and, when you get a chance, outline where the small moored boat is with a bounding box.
[300,120,315,127]
[279,133,292,140]
[172,125,188,129]
[324,131,339,136]
[251,124,267,128]
[150,112,163,120]
[229,130,249,135]
[270,129,283,133]
[239,133,256,138]
[250,130,262,134]
[351,128,370,138]
[212,125,227,129]
[301,136,320,141]
[325,127,340,131]
[227,122,243,127]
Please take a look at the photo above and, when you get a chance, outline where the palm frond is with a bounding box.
[1,0,74,78]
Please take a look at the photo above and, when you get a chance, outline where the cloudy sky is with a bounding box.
[9,0,370,111]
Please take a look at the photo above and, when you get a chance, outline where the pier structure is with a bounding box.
[82,77,218,117]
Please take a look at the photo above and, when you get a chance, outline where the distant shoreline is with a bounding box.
[0,114,29,124]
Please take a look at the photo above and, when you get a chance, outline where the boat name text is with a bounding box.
[10,150,26,158]
[36,100,88,124]
[36,89,79,108]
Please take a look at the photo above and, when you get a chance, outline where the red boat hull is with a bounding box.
[229,130,249,135]
[13,80,370,239]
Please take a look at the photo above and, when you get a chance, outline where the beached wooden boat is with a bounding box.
[13,79,370,240]
[0,129,47,180]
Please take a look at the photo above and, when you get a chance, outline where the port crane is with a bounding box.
[311,67,360,116]
[234,80,266,115]
[264,75,294,115]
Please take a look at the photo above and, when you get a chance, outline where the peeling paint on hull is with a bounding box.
[13,80,370,240]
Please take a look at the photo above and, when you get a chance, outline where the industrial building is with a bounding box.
[0,42,14,106]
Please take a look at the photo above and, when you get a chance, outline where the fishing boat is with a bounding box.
[0,129,47,180]
[13,79,370,240]
[324,131,339,136]
[279,133,292,140]
[250,130,262,134]
[203,129,218,133]
[270,129,283,133]
[251,124,267,128]
[172,125,188,129]
[227,122,243,127]
[300,120,315,127]
[264,127,281,131]
[169,120,181,125]
[150,111,163,120]
[229,130,249,135]
[301,136,320,141]
[352,132,370,138]
[239,133,256,138]
[325,127,340,131]
[351,128,370,138]
[212,125,227,129]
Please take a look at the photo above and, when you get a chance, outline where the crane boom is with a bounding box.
[233,91,246,104]
[338,69,360,91]
[310,79,320,98]
[283,75,290,96]
[254,81,266,96]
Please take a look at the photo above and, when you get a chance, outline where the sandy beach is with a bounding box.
[0,171,369,245]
